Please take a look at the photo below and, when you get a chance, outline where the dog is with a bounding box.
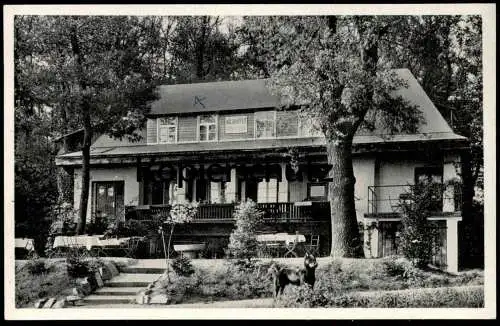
[268,252,318,299]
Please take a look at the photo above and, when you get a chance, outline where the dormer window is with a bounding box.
[158,117,177,143]
[198,114,217,141]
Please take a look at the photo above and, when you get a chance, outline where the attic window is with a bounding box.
[158,117,177,143]
[198,114,217,142]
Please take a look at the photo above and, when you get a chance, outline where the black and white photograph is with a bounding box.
[3,3,496,320]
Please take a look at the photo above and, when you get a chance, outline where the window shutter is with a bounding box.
[146,118,157,144]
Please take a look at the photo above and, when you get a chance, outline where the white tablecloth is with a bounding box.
[256,233,306,245]
[15,238,35,251]
[53,235,130,251]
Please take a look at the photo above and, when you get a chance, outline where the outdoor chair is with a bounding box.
[306,235,320,256]
[120,236,144,258]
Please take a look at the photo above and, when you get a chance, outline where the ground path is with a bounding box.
[68,298,275,308]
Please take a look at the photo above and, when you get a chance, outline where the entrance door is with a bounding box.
[245,179,258,202]
[92,181,124,222]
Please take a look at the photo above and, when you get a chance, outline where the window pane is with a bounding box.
[159,117,177,143]
[208,131,216,140]
[199,125,207,141]
[159,117,176,126]
[200,115,215,124]
[310,185,326,197]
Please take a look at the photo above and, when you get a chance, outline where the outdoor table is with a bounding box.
[15,238,35,252]
[52,235,131,255]
[255,233,306,258]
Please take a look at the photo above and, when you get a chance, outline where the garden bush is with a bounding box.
[15,259,78,308]
[66,257,103,278]
[329,286,484,308]
[382,256,423,281]
[154,258,484,306]
[226,200,264,260]
[172,255,195,277]
[24,258,48,275]
[398,180,445,268]
[157,258,274,304]
[276,282,483,308]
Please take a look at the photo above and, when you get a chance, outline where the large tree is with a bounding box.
[166,16,241,83]
[15,16,162,234]
[240,16,424,258]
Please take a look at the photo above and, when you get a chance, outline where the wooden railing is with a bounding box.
[196,203,235,220]
[367,184,462,215]
[126,201,331,222]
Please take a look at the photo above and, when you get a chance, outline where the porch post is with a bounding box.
[446,217,460,274]
[364,220,379,258]
[278,163,289,202]
[210,182,221,203]
[225,168,237,203]
[443,153,461,212]
[175,164,186,203]
[257,180,267,203]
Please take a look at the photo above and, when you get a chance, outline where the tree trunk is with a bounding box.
[70,21,92,235]
[458,149,482,268]
[326,139,365,258]
[76,117,92,234]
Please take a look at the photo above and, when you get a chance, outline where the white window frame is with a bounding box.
[157,117,178,144]
[254,110,277,139]
[197,114,218,142]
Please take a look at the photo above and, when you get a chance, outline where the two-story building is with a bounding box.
[55,69,468,272]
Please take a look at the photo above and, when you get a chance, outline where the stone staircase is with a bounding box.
[82,265,164,306]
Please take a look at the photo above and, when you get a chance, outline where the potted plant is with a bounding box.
[157,201,199,282]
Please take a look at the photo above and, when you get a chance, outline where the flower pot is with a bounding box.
[173,243,206,258]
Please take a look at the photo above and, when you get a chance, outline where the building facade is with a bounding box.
[55,69,468,272]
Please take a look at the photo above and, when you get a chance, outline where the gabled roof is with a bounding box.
[150,69,458,135]
[56,69,467,165]
[150,79,282,115]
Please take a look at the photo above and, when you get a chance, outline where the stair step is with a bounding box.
[105,281,151,288]
[105,273,162,288]
[120,267,166,274]
[83,295,135,305]
[94,287,143,296]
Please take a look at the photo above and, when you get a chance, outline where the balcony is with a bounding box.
[366,184,462,218]
[125,201,331,223]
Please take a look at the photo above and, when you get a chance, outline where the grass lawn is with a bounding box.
[154,256,484,307]
[15,259,79,308]
[15,257,137,308]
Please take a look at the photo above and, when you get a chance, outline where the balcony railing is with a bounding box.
[125,201,331,222]
[367,184,462,216]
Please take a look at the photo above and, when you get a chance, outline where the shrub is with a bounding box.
[24,259,48,275]
[276,283,484,308]
[398,180,443,268]
[330,286,484,308]
[15,259,78,308]
[66,258,90,278]
[66,257,103,278]
[48,202,78,236]
[226,200,264,260]
[85,217,109,235]
[172,255,195,277]
[382,256,423,283]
